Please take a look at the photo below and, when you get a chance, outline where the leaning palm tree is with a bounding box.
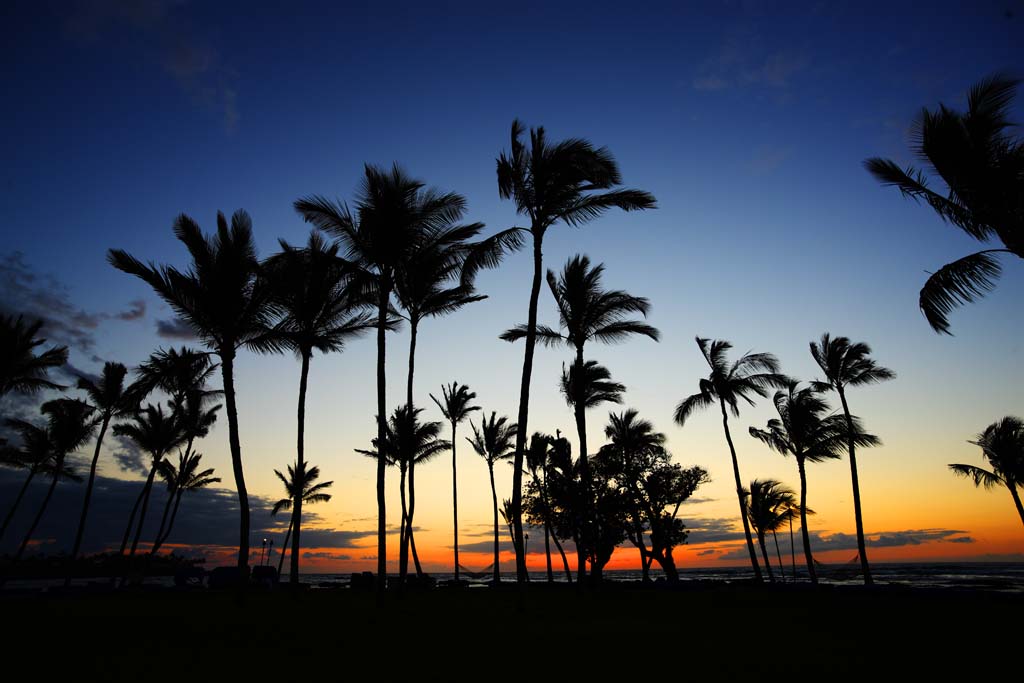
[864,74,1023,333]
[272,461,333,582]
[502,255,658,534]
[261,232,376,585]
[0,314,68,403]
[112,403,187,571]
[749,382,878,584]
[463,121,657,582]
[810,333,894,585]
[109,210,275,571]
[673,337,788,582]
[949,416,1024,529]
[65,362,141,587]
[151,450,220,553]
[743,479,798,583]
[9,398,95,565]
[296,165,468,594]
[559,359,624,582]
[430,382,480,582]
[466,411,517,583]
[133,346,218,407]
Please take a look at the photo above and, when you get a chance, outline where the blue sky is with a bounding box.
[1,0,1022,567]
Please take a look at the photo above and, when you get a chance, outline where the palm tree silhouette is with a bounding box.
[109,210,274,571]
[949,416,1024,529]
[674,337,787,582]
[463,121,656,582]
[466,411,517,583]
[559,359,623,581]
[152,450,220,553]
[296,165,466,594]
[9,398,95,565]
[430,382,480,582]
[261,232,375,585]
[810,333,894,585]
[112,403,187,578]
[272,461,333,582]
[525,432,555,582]
[65,362,140,587]
[0,411,84,543]
[0,314,68,403]
[864,75,1023,333]
[743,479,798,583]
[749,382,878,583]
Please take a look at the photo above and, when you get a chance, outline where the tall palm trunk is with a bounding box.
[837,387,872,585]
[1,467,37,541]
[158,490,184,548]
[797,457,817,584]
[718,399,763,582]
[126,461,159,565]
[277,515,293,581]
[152,436,195,555]
[291,351,310,586]
[757,531,775,582]
[221,350,250,572]
[510,233,544,584]
[150,488,176,555]
[488,462,500,583]
[572,346,590,585]
[404,319,424,578]
[773,530,786,582]
[375,283,389,595]
[65,415,110,586]
[398,464,409,584]
[119,485,145,555]
[1006,482,1024,529]
[789,514,796,579]
[539,466,553,582]
[13,456,64,564]
[551,529,573,582]
[451,419,461,582]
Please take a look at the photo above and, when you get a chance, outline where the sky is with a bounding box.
[1,0,1022,575]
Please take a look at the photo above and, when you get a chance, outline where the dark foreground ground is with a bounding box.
[5,581,1019,681]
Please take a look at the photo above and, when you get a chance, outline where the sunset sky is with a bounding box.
[1,0,1022,574]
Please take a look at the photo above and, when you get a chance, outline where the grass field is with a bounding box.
[5,582,1018,680]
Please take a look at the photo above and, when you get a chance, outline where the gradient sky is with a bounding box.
[2,0,1022,573]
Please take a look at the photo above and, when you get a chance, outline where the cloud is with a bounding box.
[115,300,146,321]
[58,1,241,132]
[155,318,197,340]
[714,528,976,560]
[682,517,747,544]
[697,549,719,556]
[745,144,793,174]
[303,551,352,560]
[691,29,807,91]
[111,435,150,477]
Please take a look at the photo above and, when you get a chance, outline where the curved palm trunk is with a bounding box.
[488,462,500,583]
[837,388,873,585]
[452,419,461,582]
[221,351,250,573]
[573,347,590,585]
[1,467,37,542]
[375,284,389,596]
[1006,482,1024,529]
[277,515,293,581]
[757,531,775,582]
[158,490,185,548]
[291,351,311,587]
[13,456,64,564]
[552,531,572,583]
[797,457,817,584]
[125,461,159,579]
[718,399,763,582]
[119,485,146,555]
[510,232,544,584]
[405,317,425,579]
[65,415,110,586]
[773,530,786,582]
[398,464,409,584]
[148,485,176,556]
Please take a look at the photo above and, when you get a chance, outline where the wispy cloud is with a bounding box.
[155,317,197,340]
[692,28,807,91]
[714,528,976,560]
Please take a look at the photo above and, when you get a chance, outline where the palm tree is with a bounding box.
[112,404,187,573]
[151,450,220,553]
[559,359,624,582]
[0,415,82,543]
[261,232,376,585]
[673,337,788,583]
[864,74,1023,333]
[430,382,480,582]
[743,479,798,583]
[272,461,333,582]
[810,333,894,585]
[749,383,878,583]
[0,314,68,403]
[502,255,658,571]
[949,416,1024,529]
[466,411,517,583]
[9,398,95,565]
[65,362,140,587]
[109,210,274,571]
[463,121,657,582]
[525,432,555,582]
[296,165,468,594]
